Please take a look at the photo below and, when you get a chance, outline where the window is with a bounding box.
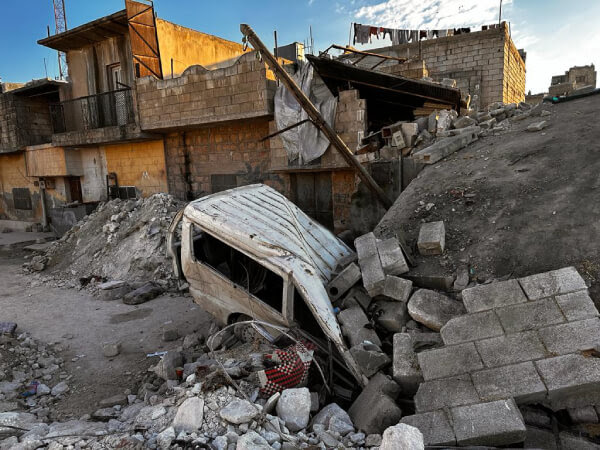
[211,174,238,194]
[293,287,326,340]
[107,63,123,91]
[191,224,284,312]
[576,76,586,83]
[12,188,32,210]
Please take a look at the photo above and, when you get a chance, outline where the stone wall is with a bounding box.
[0,153,40,221]
[136,51,277,131]
[0,94,54,153]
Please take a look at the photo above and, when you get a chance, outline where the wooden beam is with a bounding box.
[240,23,393,209]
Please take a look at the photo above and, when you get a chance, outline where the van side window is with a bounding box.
[293,286,326,340]
[191,224,283,312]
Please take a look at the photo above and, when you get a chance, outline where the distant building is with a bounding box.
[549,64,596,97]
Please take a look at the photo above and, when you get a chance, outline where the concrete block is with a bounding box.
[348,373,401,435]
[326,263,362,301]
[359,254,386,297]
[440,310,504,345]
[495,298,565,333]
[411,128,479,164]
[337,286,372,311]
[337,307,381,347]
[383,275,413,303]
[418,342,483,380]
[350,342,391,377]
[400,411,456,446]
[518,267,587,300]
[392,333,422,394]
[354,232,378,260]
[524,427,558,450]
[537,318,600,355]
[391,130,406,148]
[414,375,480,412]
[567,406,599,424]
[461,279,527,313]
[471,361,547,404]
[400,123,419,146]
[527,121,548,132]
[372,300,408,333]
[475,331,547,368]
[417,221,445,256]
[556,291,599,321]
[453,116,477,129]
[451,399,526,447]
[377,238,409,275]
[408,289,466,332]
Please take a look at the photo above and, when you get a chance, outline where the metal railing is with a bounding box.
[50,88,135,133]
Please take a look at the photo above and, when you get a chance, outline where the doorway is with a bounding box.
[291,172,333,230]
[66,177,83,203]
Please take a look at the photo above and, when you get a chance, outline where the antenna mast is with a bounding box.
[53,0,68,79]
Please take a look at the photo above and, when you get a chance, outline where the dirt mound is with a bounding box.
[41,193,185,288]
[376,94,600,302]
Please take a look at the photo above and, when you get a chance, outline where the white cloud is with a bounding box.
[354,0,513,29]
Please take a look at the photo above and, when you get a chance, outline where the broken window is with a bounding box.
[211,174,238,194]
[12,188,32,210]
[293,287,326,340]
[190,224,284,312]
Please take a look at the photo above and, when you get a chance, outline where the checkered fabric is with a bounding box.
[257,341,316,396]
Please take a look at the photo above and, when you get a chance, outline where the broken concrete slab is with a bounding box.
[453,116,477,129]
[555,291,599,321]
[494,298,565,333]
[417,342,483,380]
[537,317,600,355]
[414,375,480,412]
[417,221,445,256]
[337,307,381,347]
[450,398,526,447]
[407,289,465,331]
[359,254,386,297]
[392,333,422,394]
[172,397,204,432]
[440,310,504,345]
[373,300,408,333]
[411,128,479,164]
[401,123,419,147]
[337,286,372,311]
[383,275,413,302]
[350,342,391,377]
[276,388,311,432]
[527,120,548,132]
[377,238,409,275]
[122,282,163,305]
[348,373,401,435]
[475,331,547,367]
[461,279,528,313]
[518,266,587,300]
[471,361,547,404]
[326,262,362,301]
[400,410,456,447]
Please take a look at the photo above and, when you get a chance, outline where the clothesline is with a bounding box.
[352,23,502,46]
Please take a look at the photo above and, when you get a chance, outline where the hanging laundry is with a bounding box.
[410,30,419,42]
[427,30,435,39]
[462,27,471,33]
[391,29,400,45]
[381,28,393,41]
[419,30,427,40]
[369,26,380,42]
[438,29,447,37]
[432,30,439,38]
[401,29,410,44]
[354,23,370,45]
[446,29,454,36]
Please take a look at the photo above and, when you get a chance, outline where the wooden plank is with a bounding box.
[126,0,162,79]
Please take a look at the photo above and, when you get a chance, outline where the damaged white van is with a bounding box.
[167,184,368,388]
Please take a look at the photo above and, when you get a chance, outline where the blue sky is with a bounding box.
[1,0,598,94]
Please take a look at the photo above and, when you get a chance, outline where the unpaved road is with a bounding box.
[0,248,212,420]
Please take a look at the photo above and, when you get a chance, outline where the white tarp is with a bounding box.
[274,62,337,165]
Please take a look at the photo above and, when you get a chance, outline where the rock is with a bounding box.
[527,121,548,132]
[35,384,50,396]
[337,307,381,347]
[377,238,409,276]
[567,406,599,424]
[263,392,280,415]
[157,426,176,450]
[50,382,69,397]
[313,403,354,434]
[417,221,445,256]
[350,342,391,377]
[122,282,163,305]
[98,280,127,290]
[383,275,413,302]
[380,423,425,450]
[45,420,108,439]
[220,398,259,424]
[236,431,271,450]
[453,116,477,129]
[365,434,382,446]
[172,397,204,432]
[99,284,132,301]
[98,393,128,407]
[392,333,423,395]
[213,435,228,450]
[102,342,121,357]
[29,256,47,272]
[310,392,319,412]
[276,388,311,432]
[0,413,38,439]
[153,351,183,380]
[373,300,409,333]
[182,333,200,349]
[162,328,179,342]
[91,408,119,422]
[408,289,466,331]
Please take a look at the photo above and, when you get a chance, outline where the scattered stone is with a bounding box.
[373,300,409,333]
[348,373,401,435]
[383,275,413,302]
[440,310,504,345]
[157,426,176,450]
[527,121,548,132]
[453,116,477,129]
[392,333,422,395]
[91,408,119,422]
[518,267,587,300]
[220,399,259,424]
[98,393,128,408]
[182,333,200,349]
[417,221,445,256]
[122,282,163,305]
[377,238,409,275]
[236,431,271,450]
[102,342,121,358]
[162,328,179,342]
[50,382,69,397]
[172,397,204,432]
[153,351,183,380]
[418,342,483,380]
[365,434,382,446]
[350,342,391,377]
[337,307,381,347]
[567,406,599,424]
[276,388,311,432]
[327,262,362,301]
[263,392,280,415]
[408,289,465,331]
[380,423,424,450]
[359,254,386,297]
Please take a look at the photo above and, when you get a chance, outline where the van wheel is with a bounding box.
[232,314,261,343]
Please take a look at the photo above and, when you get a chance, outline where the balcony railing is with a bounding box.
[50,88,135,134]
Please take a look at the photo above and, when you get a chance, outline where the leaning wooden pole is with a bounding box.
[240,24,393,209]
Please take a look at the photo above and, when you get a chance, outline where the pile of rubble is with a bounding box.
[23,193,185,295]
[324,221,600,447]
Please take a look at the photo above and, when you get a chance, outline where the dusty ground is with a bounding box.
[376,95,600,302]
[0,245,213,420]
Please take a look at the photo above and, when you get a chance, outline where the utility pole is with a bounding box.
[53,0,68,80]
[499,0,503,25]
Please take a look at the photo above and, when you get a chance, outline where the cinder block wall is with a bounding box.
[136,51,276,131]
[367,23,525,108]
[164,118,287,200]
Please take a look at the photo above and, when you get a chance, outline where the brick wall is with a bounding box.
[136,51,277,131]
[164,118,286,200]
[379,60,429,79]
[364,23,525,108]
[0,94,54,153]
[103,140,168,197]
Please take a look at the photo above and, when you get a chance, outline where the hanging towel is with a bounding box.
[354,24,370,44]
[438,29,447,38]
[432,30,439,38]
[419,30,427,40]
[410,30,419,42]
[391,29,400,45]
[446,29,454,36]
[400,29,410,44]
[381,28,393,41]
[427,30,435,39]
[369,26,380,42]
